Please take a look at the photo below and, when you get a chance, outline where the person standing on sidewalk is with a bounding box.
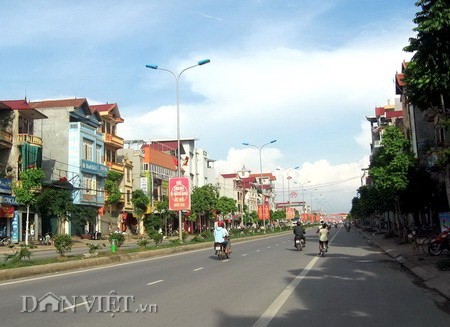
[317,222,329,255]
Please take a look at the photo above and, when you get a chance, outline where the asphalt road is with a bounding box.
[0,228,448,327]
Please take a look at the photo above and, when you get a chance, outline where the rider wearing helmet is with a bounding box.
[293,221,306,246]
[214,220,230,253]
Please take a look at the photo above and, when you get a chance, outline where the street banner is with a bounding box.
[438,212,450,232]
[286,207,295,219]
[169,177,191,211]
[258,204,270,220]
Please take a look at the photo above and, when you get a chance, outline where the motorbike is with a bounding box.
[294,236,305,251]
[428,227,449,256]
[0,236,11,246]
[214,236,230,260]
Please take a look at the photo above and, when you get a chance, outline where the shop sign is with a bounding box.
[11,211,19,243]
[0,178,12,194]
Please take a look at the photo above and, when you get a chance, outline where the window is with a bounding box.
[83,175,96,195]
[83,139,93,161]
[96,146,102,164]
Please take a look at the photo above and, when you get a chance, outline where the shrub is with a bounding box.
[147,230,163,245]
[200,230,212,240]
[3,245,32,263]
[109,232,125,247]
[53,234,74,256]
[137,237,149,248]
[86,243,106,254]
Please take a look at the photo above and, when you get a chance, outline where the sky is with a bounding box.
[0,0,418,214]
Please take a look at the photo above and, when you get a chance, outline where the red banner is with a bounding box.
[169,177,191,211]
[286,207,295,219]
[258,204,270,220]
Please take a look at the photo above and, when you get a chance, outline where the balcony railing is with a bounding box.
[104,133,124,148]
[106,161,124,173]
[17,134,43,146]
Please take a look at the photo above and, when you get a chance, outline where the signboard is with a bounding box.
[169,177,191,211]
[140,177,148,194]
[0,178,12,194]
[11,211,19,243]
[257,204,270,220]
[286,207,295,219]
[438,212,450,232]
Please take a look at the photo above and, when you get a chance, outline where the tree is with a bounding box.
[104,171,123,214]
[403,0,450,112]
[190,184,219,227]
[131,189,149,235]
[36,188,74,235]
[215,196,237,219]
[13,168,45,245]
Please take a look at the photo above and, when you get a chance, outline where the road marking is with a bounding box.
[275,244,279,246]
[147,279,164,286]
[256,250,260,252]
[253,230,340,327]
[242,253,248,256]
[267,246,271,249]
[193,267,204,271]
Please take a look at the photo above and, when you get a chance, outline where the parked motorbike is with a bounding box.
[0,236,11,246]
[294,236,305,251]
[428,227,449,256]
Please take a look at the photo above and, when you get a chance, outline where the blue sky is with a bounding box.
[0,1,418,213]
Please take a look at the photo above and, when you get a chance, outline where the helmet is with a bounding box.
[218,221,224,227]
[320,219,324,224]
[297,221,302,226]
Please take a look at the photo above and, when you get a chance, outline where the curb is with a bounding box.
[0,231,289,282]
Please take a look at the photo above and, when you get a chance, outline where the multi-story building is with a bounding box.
[217,166,276,226]
[30,98,107,236]
[90,103,126,233]
[0,99,47,242]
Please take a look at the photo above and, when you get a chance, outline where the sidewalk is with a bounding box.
[358,228,450,301]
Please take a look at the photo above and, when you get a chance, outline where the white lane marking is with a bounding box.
[147,279,164,286]
[267,246,271,249]
[242,253,248,257]
[256,250,261,252]
[253,230,340,327]
[193,267,204,271]
[63,301,90,311]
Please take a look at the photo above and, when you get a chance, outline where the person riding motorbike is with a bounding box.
[317,221,329,255]
[214,221,230,254]
[293,221,306,247]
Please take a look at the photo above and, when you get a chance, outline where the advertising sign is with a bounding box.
[286,207,295,219]
[258,204,270,220]
[169,177,191,211]
[438,212,450,232]
[12,211,19,243]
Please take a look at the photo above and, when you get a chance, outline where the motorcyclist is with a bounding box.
[293,221,306,246]
[317,221,329,255]
[214,221,230,253]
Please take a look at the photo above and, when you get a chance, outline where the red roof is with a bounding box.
[385,110,403,119]
[90,103,117,112]
[0,99,33,110]
[30,98,88,108]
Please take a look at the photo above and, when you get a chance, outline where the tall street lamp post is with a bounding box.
[146,59,210,242]
[243,140,277,233]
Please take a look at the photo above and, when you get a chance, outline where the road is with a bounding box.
[0,228,448,327]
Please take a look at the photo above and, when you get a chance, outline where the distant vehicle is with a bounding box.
[290,218,300,227]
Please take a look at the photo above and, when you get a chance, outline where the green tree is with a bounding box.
[215,196,237,219]
[131,189,149,234]
[403,0,450,111]
[191,184,219,224]
[36,188,74,235]
[13,168,45,245]
[271,209,286,222]
[104,171,123,214]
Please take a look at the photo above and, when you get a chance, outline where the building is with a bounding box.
[0,99,47,242]
[30,98,107,236]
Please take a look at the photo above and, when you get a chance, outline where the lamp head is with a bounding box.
[146,64,158,70]
[242,142,250,146]
[198,59,210,65]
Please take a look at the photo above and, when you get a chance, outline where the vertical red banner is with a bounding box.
[169,177,191,211]
[258,204,270,220]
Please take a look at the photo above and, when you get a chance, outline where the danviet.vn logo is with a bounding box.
[21,291,158,313]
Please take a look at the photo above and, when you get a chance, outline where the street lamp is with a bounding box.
[242,140,277,232]
[276,166,299,206]
[146,59,210,242]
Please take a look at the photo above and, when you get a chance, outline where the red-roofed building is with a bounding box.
[0,99,48,243]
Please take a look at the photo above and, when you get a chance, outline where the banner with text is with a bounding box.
[169,177,191,211]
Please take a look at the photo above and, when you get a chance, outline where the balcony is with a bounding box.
[104,133,124,149]
[106,161,124,173]
[0,130,13,148]
[17,134,42,146]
